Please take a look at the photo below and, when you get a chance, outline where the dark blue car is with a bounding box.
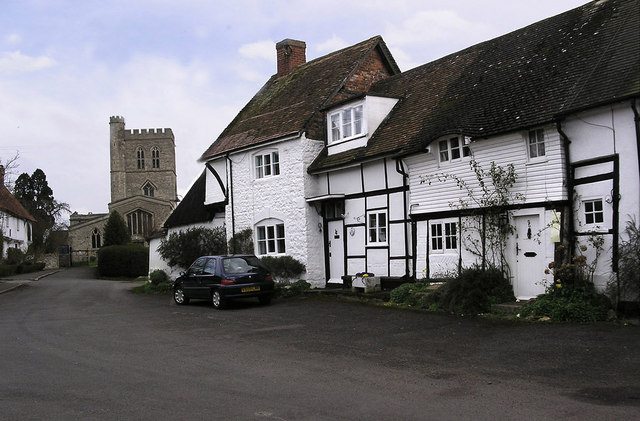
[173,255,274,309]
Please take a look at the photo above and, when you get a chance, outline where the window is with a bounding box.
[528,129,546,158]
[143,182,155,197]
[203,258,216,275]
[584,199,604,225]
[368,211,387,244]
[255,151,280,179]
[136,147,145,169]
[151,147,160,168]
[325,200,345,220]
[430,222,458,251]
[438,136,470,162]
[256,222,285,255]
[127,210,153,236]
[91,228,101,249]
[329,104,364,143]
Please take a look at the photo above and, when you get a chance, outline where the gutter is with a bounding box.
[395,159,411,278]
[556,120,576,258]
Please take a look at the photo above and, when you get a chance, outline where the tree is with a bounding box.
[158,227,227,269]
[103,211,131,246]
[13,168,69,253]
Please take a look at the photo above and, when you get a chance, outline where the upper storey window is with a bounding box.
[255,151,280,179]
[151,147,160,168]
[136,147,145,169]
[528,129,546,159]
[439,136,470,162]
[143,182,155,197]
[329,103,364,143]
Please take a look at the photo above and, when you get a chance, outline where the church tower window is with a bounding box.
[91,228,101,249]
[136,147,145,169]
[143,182,155,197]
[152,147,160,168]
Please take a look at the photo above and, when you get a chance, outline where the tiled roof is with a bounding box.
[199,36,399,161]
[0,184,36,222]
[309,0,640,172]
[163,170,223,228]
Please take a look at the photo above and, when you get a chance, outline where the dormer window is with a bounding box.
[329,103,364,143]
[439,136,470,162]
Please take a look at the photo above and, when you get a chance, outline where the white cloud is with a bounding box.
[4,33,22,45]
[385,10,489,46]
[316,35,349,54]
[0,51,56,73]
[238,40,275,62]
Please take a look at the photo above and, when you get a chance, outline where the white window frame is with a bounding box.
[430,221,458,253]
[367,210,388,245]
[328,102,366,144]
[438,136,470,163]
[527,129,546,159]
[583,198,605,226]
[256,220,286,255]
[254,150,280,180]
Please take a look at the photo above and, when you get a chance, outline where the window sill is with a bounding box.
[526,157,548,166]
[328,133,367,146]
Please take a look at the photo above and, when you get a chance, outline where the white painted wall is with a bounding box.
[1,212,32,258]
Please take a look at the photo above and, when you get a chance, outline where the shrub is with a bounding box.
[132,281,172,294]
[607,218,640,304]
[158,227,227,269]
[103,211,131,246]
[438,267,515,314]
[389,282,432,307]
[260,256,306,280]
[149,269,169,285]
[6,248,25,265]
[519,292,610,322]
[276,279,311,297]
[98,244,149,277]
[228,228,254,254]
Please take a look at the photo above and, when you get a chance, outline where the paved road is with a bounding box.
[1,267,639,420]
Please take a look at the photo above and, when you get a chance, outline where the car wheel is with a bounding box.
[211,290,225,309]
[258,295,272,306]
[173,287,189,305]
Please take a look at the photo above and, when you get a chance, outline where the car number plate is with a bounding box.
[241,286,260,293]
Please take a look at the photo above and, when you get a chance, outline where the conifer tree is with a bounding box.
[103,211,131,246]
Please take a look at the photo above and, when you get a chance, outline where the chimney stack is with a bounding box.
[276,39,306,77]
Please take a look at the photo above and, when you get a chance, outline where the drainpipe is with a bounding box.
[395,159,411,279]
[556,120,576,259]
[226,154,236,253]
[631,98,640,191]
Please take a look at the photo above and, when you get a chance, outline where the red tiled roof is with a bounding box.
[0,184,37,223]
[199,36,400,161]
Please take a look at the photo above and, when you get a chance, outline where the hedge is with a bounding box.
[98,244,149,277]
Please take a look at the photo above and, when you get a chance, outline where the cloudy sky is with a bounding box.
[1,0,587,219]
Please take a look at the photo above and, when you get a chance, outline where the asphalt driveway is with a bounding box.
[0,266,638,420]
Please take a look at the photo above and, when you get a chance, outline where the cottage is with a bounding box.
[189,0,639,296]
[0,166,36,258]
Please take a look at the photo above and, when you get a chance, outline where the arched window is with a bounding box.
[152,147,160,168]
[126,210,153,236]
[255,219,286,255]
[143,182,155,197]
[91,228,101,249]
[136,147,145,169]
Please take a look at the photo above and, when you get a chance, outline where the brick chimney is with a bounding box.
[276,39,306,77]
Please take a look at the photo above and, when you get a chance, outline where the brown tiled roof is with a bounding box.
[199,36,400,161]
[0,184,36,222]
[309,0,640,172]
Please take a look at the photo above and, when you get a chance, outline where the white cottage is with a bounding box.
[0,166,36,258]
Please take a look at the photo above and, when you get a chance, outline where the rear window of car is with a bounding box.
[222,256,262,274]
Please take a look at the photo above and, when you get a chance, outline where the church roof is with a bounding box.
[308,0,640,172]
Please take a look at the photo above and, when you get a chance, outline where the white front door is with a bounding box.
[328,220,345,284]
[512,215,545,299]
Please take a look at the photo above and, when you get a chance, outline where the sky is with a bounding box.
[1,0,588,220]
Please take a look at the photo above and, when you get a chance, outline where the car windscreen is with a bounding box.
[222,256,263,274]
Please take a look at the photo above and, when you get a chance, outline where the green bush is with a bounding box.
[158,227,227,269]
[228,228,254,254]
[276,279,311,297]
[6,248,25,265]
[132,281,172,294]
[519,286,610,322]
[439,268,515,314]
[389,282,432,307]
[0,265,18,277]
[149,269,169,285]
[98,244,149,277]
[260,256,306,279]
